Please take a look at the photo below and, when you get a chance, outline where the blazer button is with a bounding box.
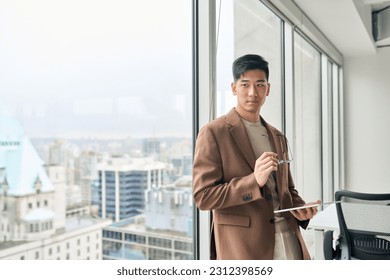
[242,193,253,202]
[269,218,275,224]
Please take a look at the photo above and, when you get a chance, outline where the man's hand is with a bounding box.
[290,200,321,221]
[254,152,278,187]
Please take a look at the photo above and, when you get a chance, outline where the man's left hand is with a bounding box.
[290,200,321,221]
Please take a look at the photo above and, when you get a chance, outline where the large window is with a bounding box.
[0,0,193,260]
[210,0,343,259]
[293,32,322,202]
[214,0,342,207]
[216,0,283,129]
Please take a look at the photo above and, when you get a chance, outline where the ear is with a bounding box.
[231,82,237,96]
[266,83,271,96]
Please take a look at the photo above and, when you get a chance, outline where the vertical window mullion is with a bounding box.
[194,0,217,260]
[321,55,333,203]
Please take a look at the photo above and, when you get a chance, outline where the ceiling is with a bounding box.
[293,0,390,57]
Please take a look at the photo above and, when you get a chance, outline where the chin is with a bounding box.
[246,103,260,110]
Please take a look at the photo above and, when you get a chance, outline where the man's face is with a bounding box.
[231,69,270,119]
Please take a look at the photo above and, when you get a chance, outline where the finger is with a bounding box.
[290,210,303,220]
[259,152,278,160]
[297,208,311,220]
[311,206,318,216]
[307,200,321,206]
[262,159,278,172]
[256,156,278,171]
[296,206,318,220]
[305,207,316,217]
[296,208,307,217]
[257,154,279,168]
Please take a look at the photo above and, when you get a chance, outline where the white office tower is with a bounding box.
[0,117,111,260]
[95,156,168,222]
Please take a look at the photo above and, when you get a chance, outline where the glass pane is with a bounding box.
[293,32,322,202]
[216,0,283,129]
[0,0,193,260]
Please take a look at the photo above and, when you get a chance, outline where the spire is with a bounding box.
[1,174,9,195]
[0,116,54,195]
[34,176,42,193]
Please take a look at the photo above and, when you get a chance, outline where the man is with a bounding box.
[192,54,320,260]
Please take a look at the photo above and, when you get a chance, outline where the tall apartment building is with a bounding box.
[0,117,111,260]
[47,139,78,186]
[171,154,192,178]
[94,157,167,222]
[142,138,160,158]
[75,150,99,205]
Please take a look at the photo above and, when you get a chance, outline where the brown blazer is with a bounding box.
[193,108,311,260]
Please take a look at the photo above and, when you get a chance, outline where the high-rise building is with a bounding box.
[47,140,78,186]
[171,154,192,178]
[75,150,99,205]
[142,138,160,157]
[95,157,167,222]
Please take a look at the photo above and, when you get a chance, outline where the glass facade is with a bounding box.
[293,32,322,202]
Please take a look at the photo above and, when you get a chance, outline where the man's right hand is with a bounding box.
[254,152,278,187]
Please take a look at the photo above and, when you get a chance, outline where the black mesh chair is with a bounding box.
[323,190,390,260]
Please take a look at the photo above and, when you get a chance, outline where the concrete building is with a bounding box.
[0,117,111,260]
[102,176,193,260]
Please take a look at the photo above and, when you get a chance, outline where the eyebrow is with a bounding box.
[240,79,267,83]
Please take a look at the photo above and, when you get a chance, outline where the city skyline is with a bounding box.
[0,114,193,260]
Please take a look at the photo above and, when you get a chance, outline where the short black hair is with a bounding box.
[232,54,269,82]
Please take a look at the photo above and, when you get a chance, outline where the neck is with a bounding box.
[235,108,260,122]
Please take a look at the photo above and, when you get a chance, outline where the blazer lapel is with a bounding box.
[226,109,256,170]
[262,117,284,195]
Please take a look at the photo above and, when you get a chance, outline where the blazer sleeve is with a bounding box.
[287,163,310,229]
[192,125,262,211]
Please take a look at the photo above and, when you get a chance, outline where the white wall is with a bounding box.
[344,47,390,193]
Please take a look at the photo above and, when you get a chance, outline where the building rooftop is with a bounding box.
[65,214,112,232]
[0,116,54,196]
[23,208,55,222]
[107,215,191,239]
[0,214,112,251]
[97,157,167,171]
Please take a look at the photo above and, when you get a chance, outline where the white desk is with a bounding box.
[308,204,339,260]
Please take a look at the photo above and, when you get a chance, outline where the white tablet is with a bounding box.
[273,201,341,214]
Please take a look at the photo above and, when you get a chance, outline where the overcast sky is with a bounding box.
[0,0,192,139]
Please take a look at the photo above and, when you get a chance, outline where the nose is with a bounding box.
[248,85,258,97]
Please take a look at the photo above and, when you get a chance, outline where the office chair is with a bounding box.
[323,190,390,260]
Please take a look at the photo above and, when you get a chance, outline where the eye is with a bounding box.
[257,83,266,87]
[241,83,248,87]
